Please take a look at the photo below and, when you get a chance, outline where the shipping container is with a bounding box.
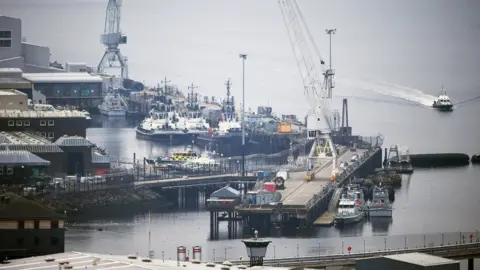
[263,182,276,193]
[278,123,292,133]
[255,191,275,205]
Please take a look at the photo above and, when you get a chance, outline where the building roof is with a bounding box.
[22,72,103,83]
[0,77,32,88]
[0,109,88,118]
[0,68,23,73]
[211,185,241,198]
[2,251,290,270]
[0,192,64,220]
[384,252,457,266]
[0,150,50,166]
[0,89,27,96]
[0,132,63,153]
[55,135,92,147]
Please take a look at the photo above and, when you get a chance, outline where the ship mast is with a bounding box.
[161,76,171,95]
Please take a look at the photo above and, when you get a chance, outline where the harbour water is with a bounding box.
[2,0,480,268]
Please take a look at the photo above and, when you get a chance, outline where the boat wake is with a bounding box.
[343,79,436,107]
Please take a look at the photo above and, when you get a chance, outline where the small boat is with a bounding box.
[367,185,393,217]
[98,90,127,116]
[432,86,453,111]
[334,186,365,226]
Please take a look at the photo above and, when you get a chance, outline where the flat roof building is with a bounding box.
[0,192,65,259]
[0,16,64,73]
[21,72,105,109]
[356,252,460,270]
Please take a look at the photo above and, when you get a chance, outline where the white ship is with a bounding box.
[98,90,127,116]
[177,84,210,136]
[334,185,365,226]
[432,85,453,111]
[135,101,188,144]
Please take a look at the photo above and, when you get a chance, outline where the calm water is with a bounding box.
[2,0,480,267]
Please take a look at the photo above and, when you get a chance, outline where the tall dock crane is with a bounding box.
[278,0,337,180]
[97,0,128,78]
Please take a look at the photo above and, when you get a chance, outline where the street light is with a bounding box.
[239,54,247,177]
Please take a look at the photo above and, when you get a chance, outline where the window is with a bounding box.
[40,120,46,126]
[48,120,54,126]
[51,237,59,246]
[16,120,22,126]
[0,40,11,48]
[18,221,25,229]
[48,132,54,139]
[24,120,30,126]
[6,167,13,175]
[0,31,11,38]
[34,220,39,229]
[0,168,3,175]
[51,220,59,228]
[8,120,14,126]
[40,132,46,138]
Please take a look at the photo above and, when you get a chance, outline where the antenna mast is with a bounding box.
[161,76,171,94]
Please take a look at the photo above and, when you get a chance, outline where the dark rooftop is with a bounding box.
[0,132,63,153]
[0,150,50,166]
[0,192,64,220]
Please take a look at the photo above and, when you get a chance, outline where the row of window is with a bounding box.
[7,119,55,127]
[0,167,14,175]
[17,236,59,247]
[18,220,60,229]
[40,132,55,139]
[0,31,12,48]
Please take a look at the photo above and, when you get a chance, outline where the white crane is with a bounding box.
[97,0,128,78]
[278,0,337,179]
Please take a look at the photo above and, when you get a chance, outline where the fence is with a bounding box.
[358,133,384,149]
[4,170,135,195]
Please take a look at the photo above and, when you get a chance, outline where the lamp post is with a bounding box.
[242,230,271,267]
[239,54,247,177]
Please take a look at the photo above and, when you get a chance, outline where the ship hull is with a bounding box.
[195,133,248,157]
[334,212,364,226]
[135,127,205,145]
[368,208,392,217]
[99,107,127,116]
[432,104,453,111]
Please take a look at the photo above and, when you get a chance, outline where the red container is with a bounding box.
[263,182,276,193]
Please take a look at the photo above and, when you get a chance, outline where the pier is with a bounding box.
[235,146,382,231]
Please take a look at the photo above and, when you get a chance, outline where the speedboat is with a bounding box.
[432,86,453,111]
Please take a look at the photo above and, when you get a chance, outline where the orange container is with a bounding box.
[278,123,292,133]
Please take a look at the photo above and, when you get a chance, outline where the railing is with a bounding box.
[224,231,480,266]
[358,133,384,149]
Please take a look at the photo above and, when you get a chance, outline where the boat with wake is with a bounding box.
[432,86,453,111]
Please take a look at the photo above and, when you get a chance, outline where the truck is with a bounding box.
[276,171,289,181]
